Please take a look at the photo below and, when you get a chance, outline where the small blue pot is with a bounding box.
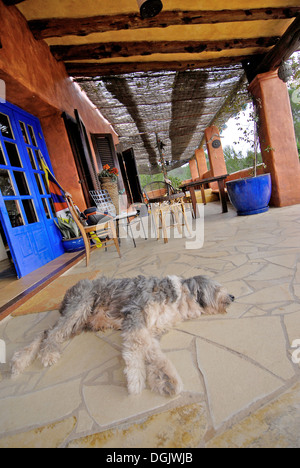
[62,237,85,252]
[226,174,272,216]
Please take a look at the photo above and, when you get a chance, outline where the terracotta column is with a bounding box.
[205,126,227,176]
[249,71,300,207]
[189,158,199,181]
[195,148,208,178]
[205,126,227,189]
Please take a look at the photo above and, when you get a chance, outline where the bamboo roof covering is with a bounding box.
[78,68,248,172]
[11,0,300,172]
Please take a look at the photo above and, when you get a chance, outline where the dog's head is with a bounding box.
[184,276,235,315]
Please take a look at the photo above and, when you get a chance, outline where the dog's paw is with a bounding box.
[147,365,183,396]
[40,351,61,368]
[125,370,146,395]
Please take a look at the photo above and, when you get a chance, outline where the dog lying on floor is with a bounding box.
[11,275,234,396]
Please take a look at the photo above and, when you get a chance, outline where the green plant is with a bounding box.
[54,212,81,239]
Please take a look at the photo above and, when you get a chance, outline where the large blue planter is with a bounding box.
[226,174,272,216]
[62,237,85,252]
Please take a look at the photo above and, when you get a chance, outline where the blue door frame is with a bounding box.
[0,102,64,278]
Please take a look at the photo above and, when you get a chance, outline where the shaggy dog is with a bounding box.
[11,275,234,396]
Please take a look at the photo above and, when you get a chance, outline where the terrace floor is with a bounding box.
[0,202,299,448]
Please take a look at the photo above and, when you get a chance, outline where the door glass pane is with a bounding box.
[27,125,37,147]
[19,121,30,144]
[0,144,6,165]
[5,142,22,167]
[35,150,41,166]
[35,173,44,194]
[27,148,37,169]
[42,198,51,219]
[13,171,30,196]
[0,113,14,139]
[22,199,38,224]
[5,200,24,227]
[49,197,56,217]
[0,169,15,196]
[41,173,50,194]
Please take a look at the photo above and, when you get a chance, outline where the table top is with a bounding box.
[147,192,185,204]
[180,174,228,189]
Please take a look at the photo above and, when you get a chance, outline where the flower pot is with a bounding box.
[226,173,272,216]
[62,237,85,252]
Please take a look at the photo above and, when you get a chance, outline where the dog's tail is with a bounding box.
[11,331,45,377]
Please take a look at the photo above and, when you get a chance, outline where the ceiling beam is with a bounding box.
[67,56,250,77]
[52,37,279,61]
[255,13,300,73]
[2,0,27,4]
[243,14,300,81]
[28,7,300,40]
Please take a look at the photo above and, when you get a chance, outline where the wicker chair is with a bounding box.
[64,192,121,266]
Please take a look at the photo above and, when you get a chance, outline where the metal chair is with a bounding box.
[65,192,121,266]
[89,190,147,248]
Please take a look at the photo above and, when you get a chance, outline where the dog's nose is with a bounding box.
[229,295,235,302]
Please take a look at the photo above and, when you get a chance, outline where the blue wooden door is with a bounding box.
[0,102,64,278]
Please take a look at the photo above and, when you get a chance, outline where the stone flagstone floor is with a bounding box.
[0,202,299,448]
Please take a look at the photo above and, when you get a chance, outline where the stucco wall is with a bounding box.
[0,1,118,209]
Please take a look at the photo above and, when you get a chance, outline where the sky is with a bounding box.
[220,105,253,156]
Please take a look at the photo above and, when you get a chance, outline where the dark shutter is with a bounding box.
[93,136,115,169]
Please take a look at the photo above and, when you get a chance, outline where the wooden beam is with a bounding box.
[29,7,300,40]
[67,56,250,77]
[2,0,27,4]
[256,14,300,73]
[243,14,300,81]
[52,37,279,61]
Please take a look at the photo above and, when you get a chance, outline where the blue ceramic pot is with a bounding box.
[226,174,272,216]
[62,237,85,252]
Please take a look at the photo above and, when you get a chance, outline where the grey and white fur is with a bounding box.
[11,275,234,396]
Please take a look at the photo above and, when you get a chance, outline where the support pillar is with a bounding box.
[205,126,227,176]
[249,70,300,207]
[195,148,208,178]
[205,126,227,189]
[189,159,199,181]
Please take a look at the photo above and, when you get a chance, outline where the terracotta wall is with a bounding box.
[0,1,118,210]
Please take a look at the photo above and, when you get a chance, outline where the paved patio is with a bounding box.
[0,202,299,448]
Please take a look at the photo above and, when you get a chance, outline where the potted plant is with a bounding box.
[226,100,272,216]
[98,164,120,214]
[54,212,85,252]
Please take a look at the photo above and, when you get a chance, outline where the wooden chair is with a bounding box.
[64,192,121,266]
[143,181,191,243]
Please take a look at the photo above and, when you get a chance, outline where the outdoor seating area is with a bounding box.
[0,201,299,448]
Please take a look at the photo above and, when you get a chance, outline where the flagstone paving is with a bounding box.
[0,202,299,448]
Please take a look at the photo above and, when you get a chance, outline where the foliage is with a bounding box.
[139,164,191,189]
[223,146,262,174]
[54,212,81,239]
[98,164,119,182]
